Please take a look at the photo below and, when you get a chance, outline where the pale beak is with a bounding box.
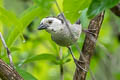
[38,23,48,30]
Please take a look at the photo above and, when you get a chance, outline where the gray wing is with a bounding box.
[71,24,82,39]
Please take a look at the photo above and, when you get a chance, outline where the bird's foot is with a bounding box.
[83,29,97,37]
[77,60,85,64]
[74,58,87,72]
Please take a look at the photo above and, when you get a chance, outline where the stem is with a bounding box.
[60,64,64,80]
[0,32,23,79]
[59,47,64,80]
[0,32,14,69]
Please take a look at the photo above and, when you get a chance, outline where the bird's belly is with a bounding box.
[51,33,78,47]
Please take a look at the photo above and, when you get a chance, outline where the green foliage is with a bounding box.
[1,0,54,48]
[22,53,71,66]
[0,0,3,7]
[115,72,120,80]
[33,0,54,8]
[33,0,55,17]
[87,0,120,18]
[24,54,56,63]
[63,0,91,23]
[0,0,120,80]
[16,67,37,80]
[0,7,19,27]
[6,6,41,47]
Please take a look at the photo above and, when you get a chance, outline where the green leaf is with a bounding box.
[63,58,71,63]
[52,58,71,65]
[16,67,37,80]
[19,6,41,27]
[0,0,3,7]
[33,0,54,8]
[50,40,59,53]
[0,7,19,27]
[87,0,120,18]
[10,47,20,52]
[1,0,54,48]
[114,72,120,80]
[80,8,90,28]
[63,0,91,23]
[24,54,56,63]
[6,6,42,47]
[53,59,63,65]
[0,7,23,49]
[33,0,54,17]
[6,3,53,47]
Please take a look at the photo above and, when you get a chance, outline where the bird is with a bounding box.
[38,14,82,47]
[38,13,87,71]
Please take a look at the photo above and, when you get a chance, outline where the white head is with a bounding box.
[38,17,64,34]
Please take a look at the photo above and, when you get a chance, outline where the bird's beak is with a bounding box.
[38,24,48,30]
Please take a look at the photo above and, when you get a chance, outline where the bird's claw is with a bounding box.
[77,60,85,64]
[74,59,87,72]
[83,29,97,37]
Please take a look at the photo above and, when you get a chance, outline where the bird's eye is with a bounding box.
[48,20,52,24]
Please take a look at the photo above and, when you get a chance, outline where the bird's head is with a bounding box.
[38,17,64,34]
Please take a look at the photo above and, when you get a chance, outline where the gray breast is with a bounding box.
[51,24,81,47]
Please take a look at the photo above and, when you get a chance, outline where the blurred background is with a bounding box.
[0,0,120,80]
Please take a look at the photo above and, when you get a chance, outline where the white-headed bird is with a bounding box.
[38,13,87,71]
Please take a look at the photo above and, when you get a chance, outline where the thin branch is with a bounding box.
[111,3,120,17]
[0,32,24,79]
[0,32,14,69]
[73,12,105,80]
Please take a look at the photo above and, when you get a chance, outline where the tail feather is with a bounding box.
[75,19,81,25]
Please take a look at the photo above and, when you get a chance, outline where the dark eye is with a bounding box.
[48,20,52,24]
